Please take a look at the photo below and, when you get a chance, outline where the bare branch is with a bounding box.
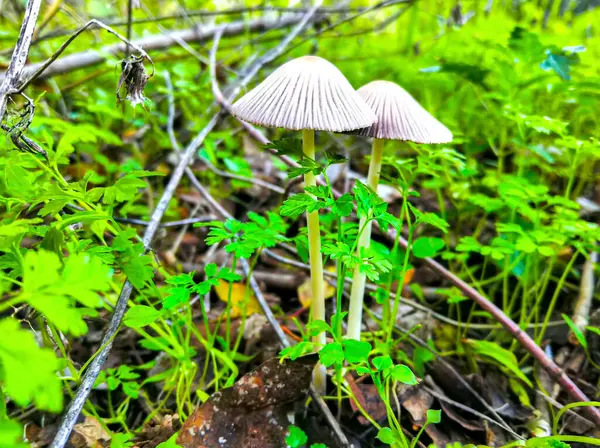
[0,14,313,84]
[16,19,154,93]
[0,0,42,121]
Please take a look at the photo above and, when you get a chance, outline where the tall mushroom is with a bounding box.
[346,80,452,341]
[231,56,377,391]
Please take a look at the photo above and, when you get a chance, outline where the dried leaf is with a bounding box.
[177,355,318,448]
[117,55,149,107]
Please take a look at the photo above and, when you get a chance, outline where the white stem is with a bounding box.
[303,129,327,393]
[346,138,384,340]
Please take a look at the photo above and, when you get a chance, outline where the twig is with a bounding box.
[570,250,596,342]
[0,14,315,83]
[113,215,216,227]
[395,234,600,426]
[0,0,42,121]
[423,380,517,436]
[376,314,520,438]
[200,156,286,194]
[16,19,154,93]
[265,248,564,332]
[279,0,413,58]
[32,3,403,43]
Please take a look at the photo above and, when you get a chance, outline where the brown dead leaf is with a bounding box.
[177,354,317,448]
[345,373,387,424]
[70,417,111,448]
[136,414,180,448]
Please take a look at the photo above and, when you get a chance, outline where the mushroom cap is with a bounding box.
[354,80,452,143]
[231,56,377,132]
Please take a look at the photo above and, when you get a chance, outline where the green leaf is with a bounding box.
[110,433,134,448]
[264,138,302,157]
[156,434,182,448]
[409,203,449,233]
[354,181,386,220]
[288,157,322,179]
[163,286,191,309]
[281,193,325,219]
[306,319,333,338]
[0,419,28,448]
[376,427,398,445]
[331,193,353,217]
[280,341,314,361]
[372,355,393,371]
[122,254,154,289]
[586,326,600,338]
[319,342,344,367]
[413,347,435,377]
[0,318,63,412]
[310,444,328,448]
[465,339,532,387]
[343,339,372,364]
[103,176,147,204]
[426,409,442,424]
[285,425,308,448]
[562,314,587,349]
[122,381,141,399]
[21,250,111,336]
[387,364,417,385]
[412,237,445,258]
[124,305,161,328]
[4,164,34,198]
[540,49,578,81]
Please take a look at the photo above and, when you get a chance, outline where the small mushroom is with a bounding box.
[232,56,376,391]
[346,80,452,341]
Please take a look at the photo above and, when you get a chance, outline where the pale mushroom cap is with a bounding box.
[231,56,377,132]
[355,80,452,143]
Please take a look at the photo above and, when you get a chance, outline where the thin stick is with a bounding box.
[113,215,216,227]
[31,2,405,44]
[17,19,154,93]
[0,0,43,120]
[570,250,596,341]
[0,14,313,83]
[408,244,600,426]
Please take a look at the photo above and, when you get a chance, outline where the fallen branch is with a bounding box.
[0,14,310,83]
[409,241,600,426]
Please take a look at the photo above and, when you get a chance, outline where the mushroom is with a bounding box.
[232,56,377,391]
[346,80,452,341]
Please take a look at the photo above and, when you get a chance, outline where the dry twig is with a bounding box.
[0,0,42,120]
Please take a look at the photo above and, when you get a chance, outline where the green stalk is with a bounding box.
[347,138,384,341]
[303,129,326,393]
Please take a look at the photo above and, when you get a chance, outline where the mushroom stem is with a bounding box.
[347,138,384,341]
[303,129,327,392]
